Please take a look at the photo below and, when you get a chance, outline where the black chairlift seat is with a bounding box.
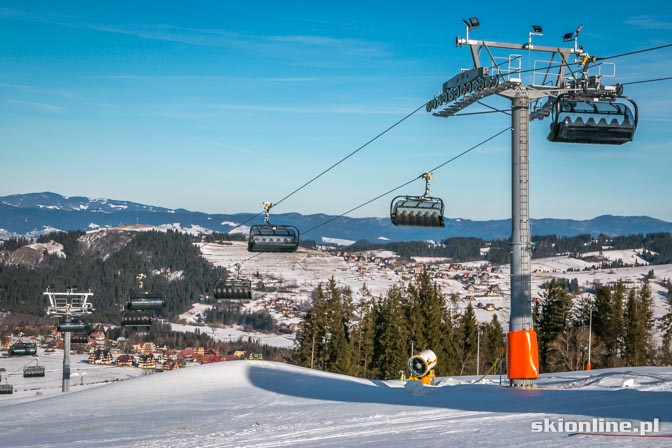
[547,96,638,145]
[390,196,445,227]
[23,366,46,378]
[0,384,13,394]
[9,342,37,356]
[213,279,253,300]
[57,321,87,333]
[121,313,153,327]
[127,291,166,311]
[71,333,89,344]
[248,224,300,252]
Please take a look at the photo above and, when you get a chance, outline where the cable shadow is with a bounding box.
[248,365,672,423]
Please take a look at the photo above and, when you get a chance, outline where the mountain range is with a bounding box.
[1,192,672,243]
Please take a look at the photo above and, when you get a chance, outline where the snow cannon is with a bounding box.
[407,349,437,385]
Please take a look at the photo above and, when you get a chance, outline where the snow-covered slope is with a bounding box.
[0,359,670,447]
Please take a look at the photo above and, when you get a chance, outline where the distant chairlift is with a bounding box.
[547,94,638,145]
[214,263,252,300]
[0,374,12,394]
[8,341,37,356]
[248,202,300,253]
[23,359,46,378]
[121,274,166,327]
[390,172,445,228]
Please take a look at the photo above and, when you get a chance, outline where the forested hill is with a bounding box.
[0,230,224,322]
[350,232,672,265]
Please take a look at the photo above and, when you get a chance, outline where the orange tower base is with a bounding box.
[507,329,539,380]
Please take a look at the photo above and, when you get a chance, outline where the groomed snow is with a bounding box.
[0,358,670,447]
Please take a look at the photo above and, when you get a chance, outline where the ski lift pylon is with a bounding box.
[390,173,445,227]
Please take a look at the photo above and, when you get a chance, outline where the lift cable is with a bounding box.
[595,43,672,61]
[224,44,671,237]
[219,103,427,237]
[620,76,672,86]
[271,103,427,210]
[301,127,510,237]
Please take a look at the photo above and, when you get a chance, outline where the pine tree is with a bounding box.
[290,284,329,369]
[371,287,409,380]
[623,283,654,366]
[405,270,445,356]
[535,279,573,371]
[351,286,376,378]
[587,282,625,367]
[480,314,505,374]
[454,302,478,375]
[660,293,672,365]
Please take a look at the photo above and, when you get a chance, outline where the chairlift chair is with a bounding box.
[8,342,37,356]
[214,263,252,300]
[547,94,638,145]
[247,202,300,252]
[390,173,445,228]
[23,364,46,378]
[71,333,89,344]
[57,320,87,333]
[121,274,165,327]
[0,383,12,394]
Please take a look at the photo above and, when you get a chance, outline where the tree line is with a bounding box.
[0,230,225,323]
[534,278,672,371]
[346,233,672,265]
[290,272,505,379]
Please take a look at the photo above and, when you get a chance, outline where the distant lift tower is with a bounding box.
[427,19,637,386]
[46,288,94,392]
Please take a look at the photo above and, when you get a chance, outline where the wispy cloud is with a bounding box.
[204,103,410,115]
[625,15,672,30]
[0,81,74,97]
[6,99,62,113]
[91,75,320,82]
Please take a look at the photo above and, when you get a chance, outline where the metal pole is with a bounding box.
[587,303,592,370]
[509,90,536,387]
[476,328,480,376]
[63,316,70,393]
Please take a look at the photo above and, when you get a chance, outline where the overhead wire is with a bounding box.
[595,43,672,61]
[219,102,427,237]
[271,102,428,210]
[301,127,511,237]
[621,76,672,86]
[221,41,672,265]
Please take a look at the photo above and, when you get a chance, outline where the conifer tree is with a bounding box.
[351,285,376,378]
[660,293,672,365]
[591,282,625,366]
[623,283,654,366]
[535,279,572,371]
[454,302,478,375]
[371,286,409,380]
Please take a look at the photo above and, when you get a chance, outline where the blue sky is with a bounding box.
[1,1,671,221]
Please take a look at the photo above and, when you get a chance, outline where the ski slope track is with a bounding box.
[1,361,671,447]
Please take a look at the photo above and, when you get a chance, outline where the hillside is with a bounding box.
[0,357,670,447]
[3,192,672,242]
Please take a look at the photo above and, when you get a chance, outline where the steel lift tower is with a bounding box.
[427,19,637,386]
[46,288,94,392]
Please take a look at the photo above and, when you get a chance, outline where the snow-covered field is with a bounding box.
[190,242,672,347]
[171,322,296,348]
[0,349,147,406]
[0,358,670,447]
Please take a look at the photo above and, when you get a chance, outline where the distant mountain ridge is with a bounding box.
[1,192,671,242]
